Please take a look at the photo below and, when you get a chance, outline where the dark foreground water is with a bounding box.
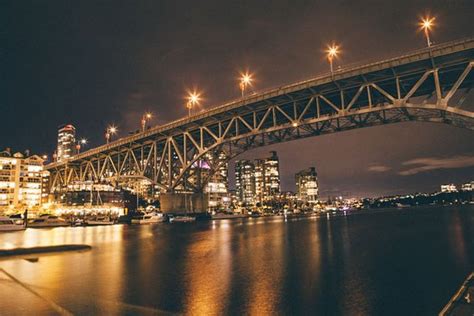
[0,206,473,315]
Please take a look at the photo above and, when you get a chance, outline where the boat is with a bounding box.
[84,216,114,226]
[131,212,166,224]
[28,215,69,228]
[212,213,249,220]
[0,216,25,232]
[168,215,195,223]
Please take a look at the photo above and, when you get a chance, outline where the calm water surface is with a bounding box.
[0,206,473,315]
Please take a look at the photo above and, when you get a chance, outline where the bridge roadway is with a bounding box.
[46,38,474,205]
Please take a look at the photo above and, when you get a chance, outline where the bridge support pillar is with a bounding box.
[160,192,209,214]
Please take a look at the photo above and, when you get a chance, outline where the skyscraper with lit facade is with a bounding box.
[235,160,255,205]
[57,124,76,162]
[295,167,319,204]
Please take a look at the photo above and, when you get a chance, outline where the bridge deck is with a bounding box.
[46,37,474,170]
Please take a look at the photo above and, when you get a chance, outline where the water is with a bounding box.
[0,206,473,315]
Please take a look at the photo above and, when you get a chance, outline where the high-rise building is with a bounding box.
[235,160,255,205]
[57,124,76,161]
[295,167,319,204]
[0,150,47,212]
[264,151,280,199]
[235,151,281,206]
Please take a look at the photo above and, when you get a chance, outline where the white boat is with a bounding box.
[28,215,69,228]
[131,212,166,224]
[84,216,114,226]
[0,216,25,232]
[168,215,195,223]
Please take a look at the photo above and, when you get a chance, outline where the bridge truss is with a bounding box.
[47,38,474,194]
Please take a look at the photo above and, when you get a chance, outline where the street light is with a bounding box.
[105,125,117,143]
[239,72,253,97]
[419,16,435,47]
[141,112,152,132]
[186,91,201,117]
[76,138,88,154]
[326,43,340,74]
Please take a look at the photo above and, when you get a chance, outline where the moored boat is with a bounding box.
[131,212,166,224]
[28,215,69,228]
[0,216,25,232]
[84,216,114,226]
[168,215,195,223]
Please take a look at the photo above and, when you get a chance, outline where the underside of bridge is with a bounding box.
[46,38,474,213]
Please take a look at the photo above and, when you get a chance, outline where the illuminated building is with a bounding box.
[0,149,47,212]
[57,124,76,161]
[235,152,281,206]
[204,152,229,211]
[254,151,281,204]
[235,160,255,205]
[295,167,319,204]
[461,181,473,191]
[440,184,457,193]
[190,152,229,211]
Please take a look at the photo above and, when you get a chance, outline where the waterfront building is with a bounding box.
[235,151,281,206]
[461,181,473,191]
[235,160,255,205]
[264,151,281,199]
[295,167,319,204]
[0,149,47,213]
[57,124,76,162]
[204,152,229,211]
[441,184,457,193]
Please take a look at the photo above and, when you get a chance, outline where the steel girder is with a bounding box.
[47,39,474,193]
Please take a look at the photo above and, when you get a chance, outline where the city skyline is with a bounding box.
[2,1,474,197]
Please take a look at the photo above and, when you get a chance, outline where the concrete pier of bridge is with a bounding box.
[160,192,209,214]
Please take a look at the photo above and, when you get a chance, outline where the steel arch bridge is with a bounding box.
[46,38,474,194]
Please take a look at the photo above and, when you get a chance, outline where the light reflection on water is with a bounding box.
[0,206,473,315]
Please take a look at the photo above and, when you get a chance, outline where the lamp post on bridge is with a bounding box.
[105,125,117,144]
[239,72,253,97]
[141,112,152,132]
[326,44,340,75]
[75,138,87,154]
[186,91,201,117]
[420,16,435,47]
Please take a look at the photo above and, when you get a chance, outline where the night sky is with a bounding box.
[2,0,473,197]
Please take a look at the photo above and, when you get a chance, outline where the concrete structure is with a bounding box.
[254,151,281,204]
[295,167,319,204]
[45,39,474,213]
[57,124,76,162]
[0,150,47,212]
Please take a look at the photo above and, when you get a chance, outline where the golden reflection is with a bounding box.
[183,222,232,315]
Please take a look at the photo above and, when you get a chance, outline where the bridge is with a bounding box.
[46,38,474,212]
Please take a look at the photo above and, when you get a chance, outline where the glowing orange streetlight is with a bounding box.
[141,112,152,131]
[326,44,340,74]
[239,72,253,97]
[105,125,117,143]
[186,91,201,117]
[419,16,435,47]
